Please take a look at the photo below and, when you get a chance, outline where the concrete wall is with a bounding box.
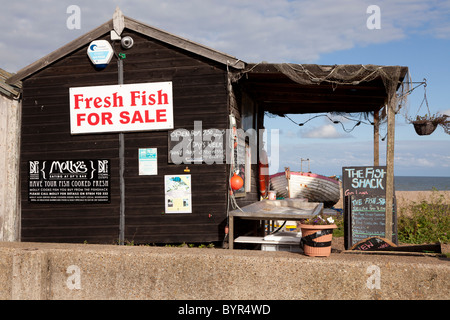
[0,241,448,300]
[0,94,21,242]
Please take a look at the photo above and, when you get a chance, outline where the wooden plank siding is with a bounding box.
[19,29,255,244]
[0,92,21,242]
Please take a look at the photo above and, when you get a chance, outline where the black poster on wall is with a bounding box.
[168,128,226,164]
[28,159,110,203]
[342,166,397,249]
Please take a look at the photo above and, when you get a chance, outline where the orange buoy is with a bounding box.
[230,173,244,190]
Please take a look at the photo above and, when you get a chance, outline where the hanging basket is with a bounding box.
[407,82,446,136]
[412,120,438,136]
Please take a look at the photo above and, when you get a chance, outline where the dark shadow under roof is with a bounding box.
[237,63,409,115]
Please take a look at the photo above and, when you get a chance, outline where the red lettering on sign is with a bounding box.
[145,110,155,123]
[131,110,143,123]
[74,93,123,110]
[77,113,86,126]
[157,90,168,105]
[84,97,93,109]
[112,92,123,107]
[74,94,84,109]
[130,91,139,107]
[102,112,113,125]
[130,90,161,106]
[87,113,99,125]
[156,109,167,122]
[148,93,156,105]
[119,111,130,124]
[71,83,173,133]
[77,112,113,126]
[104,96,111,108]
[94,97,102,108]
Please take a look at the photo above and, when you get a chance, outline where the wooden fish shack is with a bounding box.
[6,9,262,245]
[6,9,408,245]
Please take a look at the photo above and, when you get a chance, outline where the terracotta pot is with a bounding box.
[299,224,337,257]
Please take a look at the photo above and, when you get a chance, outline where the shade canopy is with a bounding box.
[237,63,409,116]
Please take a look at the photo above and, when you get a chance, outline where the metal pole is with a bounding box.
[118,58,125,245]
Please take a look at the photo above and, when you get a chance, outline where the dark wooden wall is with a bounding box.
[20,30,237,244]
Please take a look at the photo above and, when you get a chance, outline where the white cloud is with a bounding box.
[301,124,352,139]
[440,109,450,116]
[1,0,450,72]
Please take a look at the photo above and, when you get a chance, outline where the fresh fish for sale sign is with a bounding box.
[69,82,174,134]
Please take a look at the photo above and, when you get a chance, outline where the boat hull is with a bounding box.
[270,172,341,207]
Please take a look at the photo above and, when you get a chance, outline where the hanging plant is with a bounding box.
[406,82,450,135]
[410,113,449,136]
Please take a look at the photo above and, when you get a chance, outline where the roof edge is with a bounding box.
[6,20,113,85]
[123,16,245,70]
[6,12,245,84]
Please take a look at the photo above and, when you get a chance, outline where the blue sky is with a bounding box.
[1,0,449,176]
[265,33,450,176]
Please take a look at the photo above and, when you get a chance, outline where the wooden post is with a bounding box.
[385,104,395,241]
[373,109,379,166]
[228,215,234,249]
[0,95,21,242]
[284,167,291,198]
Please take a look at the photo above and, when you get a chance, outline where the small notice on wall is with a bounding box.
[139,148,157,175]
[164,175,192,214]
[168,127,226,164]
[28,159,110,203]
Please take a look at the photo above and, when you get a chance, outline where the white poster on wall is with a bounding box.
[138,148,157,175]
[164,175,192,214]
[69,82,173,134]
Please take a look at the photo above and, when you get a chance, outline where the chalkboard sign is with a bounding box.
[350,194,397,245]
[28,159,110,203]
[168,128,226,164]
[342,166,397,249]
[342,166,387,196]
[351,236,396,251]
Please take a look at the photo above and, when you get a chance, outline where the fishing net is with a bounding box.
[273,63,410,119]
[439,116,450,135]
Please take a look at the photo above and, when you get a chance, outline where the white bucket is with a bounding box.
[268,190,276,200]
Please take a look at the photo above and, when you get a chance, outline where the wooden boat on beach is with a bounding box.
[270,168,341,207]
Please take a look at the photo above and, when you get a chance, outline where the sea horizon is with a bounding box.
[394,176,450,191]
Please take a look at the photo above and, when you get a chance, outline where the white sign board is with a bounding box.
[165,175,192,214]
[139,148,158,175]
[87,40,114,68]
[69,82,174,134]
